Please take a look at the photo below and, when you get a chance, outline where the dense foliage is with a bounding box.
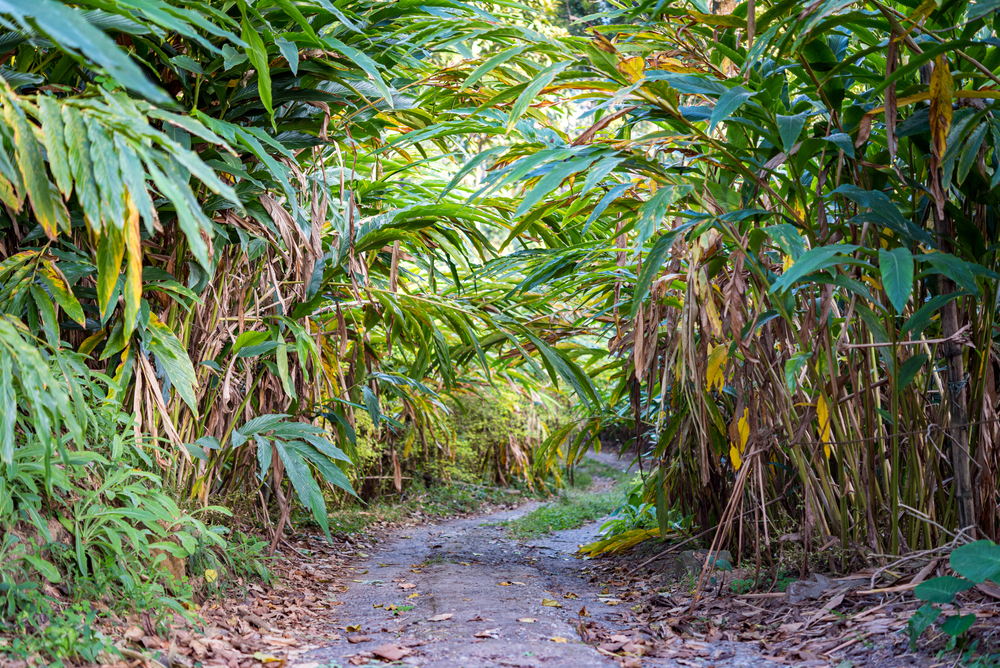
[4,0,1000,649]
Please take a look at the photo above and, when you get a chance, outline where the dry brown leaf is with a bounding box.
[428,613,453,622]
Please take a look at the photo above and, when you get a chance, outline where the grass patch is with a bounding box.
[579,455,629,481]
[324,479,534,537]
[502,489,620,540]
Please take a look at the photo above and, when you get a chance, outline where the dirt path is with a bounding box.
[292,456,780,668]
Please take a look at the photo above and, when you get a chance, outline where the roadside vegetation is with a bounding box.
[4,0,1000,663]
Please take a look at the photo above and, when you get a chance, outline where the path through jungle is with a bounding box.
[290,453,781,668]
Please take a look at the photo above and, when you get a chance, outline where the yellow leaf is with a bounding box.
[783,254,794,273]
[79,330,106,357]
[204,568,218,584]
[729,407,749,471]
[253,653,282,663]
[929,55,954,159]
[550,636,568,643]
[346,624,361,633]
[123,193,142,340]
[618,56,645,83]
[542,598,563,608]
[407,593,418,599]
[518,618,536,623]
[817,394,832,458]
[705,343,728,392]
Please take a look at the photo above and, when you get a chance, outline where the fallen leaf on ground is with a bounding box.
[542,598,563,608]
[497,582,511,586]
[262,635,297,647]
[579,606,589,617]
[253,653,282,663]
[512,581,526,586]
[372,644,412,661]
[428,613,453,622]
[407,593,419,599]
[346,624,362,632]
[564,592,579,599]
[474,628,500,638]
[399,583,416,589]
[551,636,568,643]
[518,618,537,623]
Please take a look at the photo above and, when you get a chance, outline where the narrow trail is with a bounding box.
[294,452,778,668]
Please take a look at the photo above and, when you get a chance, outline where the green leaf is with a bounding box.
[765,224,807,259]
[631,230,680,319]
[274,440,331,540]
[709,86,756,134]
[233,330,270,354]
[908,602,939,650]
[896,354,928,392]
[823,132,855,158]
[914,576,974,604]
[275,36,298,75]
[323,36,394,109]
[950,540,1000,584]
[146,313,198,413]
[276,343,295,399]
[2,88,61,239]
[769,244,860,293]
[36,261,85,326]
[86,118,124,227]
[461,45,531,91]
[23,554,60,583]
[921,252,981,296]
[940,613,976,637]
[902,292,965,337]
[38,95,71,200]
[784,351,810,392]
[506,61,571,131]
[879,247,913,314]
[255,434,272,482]
[241,15,273,122]
[96,225,125,322]
[0,0,169,102]
[61,105,102,231]
[776,112,809,153]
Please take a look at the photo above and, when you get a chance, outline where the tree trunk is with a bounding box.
[933,209,977,534]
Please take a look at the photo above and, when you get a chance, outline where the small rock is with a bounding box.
[348,635,373,644]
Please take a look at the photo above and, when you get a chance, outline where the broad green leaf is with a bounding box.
[784,351,810,392]
[950,540,1000,584]
[324,36,393,109]
[2,88,61,239]
[941,613,976,637]
[908,602,939,650]
[23,554,60,582]
[769,244,860,293]
[879,247,913,314]
[914,576,974,604]
[241,15,273,122]
[147,313,198,413]
[922,252,981,296]
[896,354,928,392]
[38,95,71,199]
[61,105,102,231]
[96,224,125,322]
[35,262,84,326]
[708,86,756,134]
[776,112,809,152]
[0,0,169,102]
[86,118,124,227]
